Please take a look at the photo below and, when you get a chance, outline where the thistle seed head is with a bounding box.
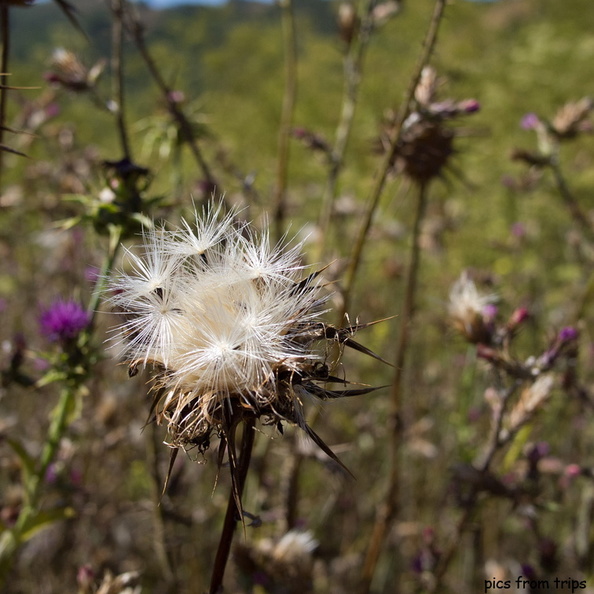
[108,201,381,460]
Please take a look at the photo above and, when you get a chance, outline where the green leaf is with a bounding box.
[20,507,76,543]
[36,369,68,388]
[6,438,35,485]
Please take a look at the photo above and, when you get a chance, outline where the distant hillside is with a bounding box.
[10,0,336,64]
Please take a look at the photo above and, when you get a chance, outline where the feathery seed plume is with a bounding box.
[108,201,383,477]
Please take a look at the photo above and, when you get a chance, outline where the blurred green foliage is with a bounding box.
[2,0,594,592]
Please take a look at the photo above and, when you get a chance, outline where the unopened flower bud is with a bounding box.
[337,3,358,46]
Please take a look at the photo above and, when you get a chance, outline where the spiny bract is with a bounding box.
[108,201,380,462]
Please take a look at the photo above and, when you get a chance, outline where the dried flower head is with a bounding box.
[44,48,105,93]
[551,97,592,139]
[235,530,318,593]
[108,201,383,470]
[337,3,359,46]
[376,67,479,184]
[448,272,497,344]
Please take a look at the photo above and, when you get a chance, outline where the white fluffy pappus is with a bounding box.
[107,201,342,449]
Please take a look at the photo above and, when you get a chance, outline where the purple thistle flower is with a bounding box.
[558,326,578,343]
[40,299,90,343]
[521,113,540,130]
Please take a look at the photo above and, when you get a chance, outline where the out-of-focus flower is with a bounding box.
[44,48,105,93]
[448,272,497,344]
[95,570,141,594]
[40,299,90,343]
[337,3,359,46]
[536,326,579,370]
[108,200,383,460]
[376,67,479,184]
[520,113,541,131]
[77,564,95,594]
[411,526,441,575]
[372,1,401,26]
[235,530,318,593]
[551,97,593,139]
[506,374,555,434]
[291,127,331,154]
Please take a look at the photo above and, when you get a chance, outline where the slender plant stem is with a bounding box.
[147,419,175,583]
[429,380,518,592]
[209,418,256,594]
[318,0,377,259]
[111,0,132,160]
[0,4,10,189]
[121,0,217,188]
[359,181,429,594]
[87,224,123,327]
[0,383,77,579]
[341,0,448,320]
[550,160,594,240]
[273,0,298,242]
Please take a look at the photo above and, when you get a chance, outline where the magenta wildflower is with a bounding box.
[558,326,578,342]
[40,299,90,343]
[521,113,540,130]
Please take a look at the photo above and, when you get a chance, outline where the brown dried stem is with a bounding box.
[209,417,256,594]
[550,159,594,240]
[318,0,377,259]
[273,0,298,242]
[428,379,520,592]
[0,3,10,188]
[111,0,132,160]
[359,180,429,593]
[121,0,217,189]
[341,0,448,320]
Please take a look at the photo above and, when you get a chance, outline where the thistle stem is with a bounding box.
[318,0,376,259]
[359,180,429,593]
[111,0,132,160]
[549,160,594,239]
[121,0,217,189]
[209,418,256,594]
[0,385,77,580]
[0,3,10,189]
[341,0,447,319]
[273,0,298,243]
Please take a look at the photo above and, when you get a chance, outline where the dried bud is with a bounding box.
[77,565,95,593]
[338,3,359,46]
[552,97,593,139]
[292,127,331,154]
[371,1,401,26]
[506,307,529,332]
[235,531,318,593]
[415,66,440,107]
[45,48,105,93]
[448,272,497,344]
[507,374,555,433]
